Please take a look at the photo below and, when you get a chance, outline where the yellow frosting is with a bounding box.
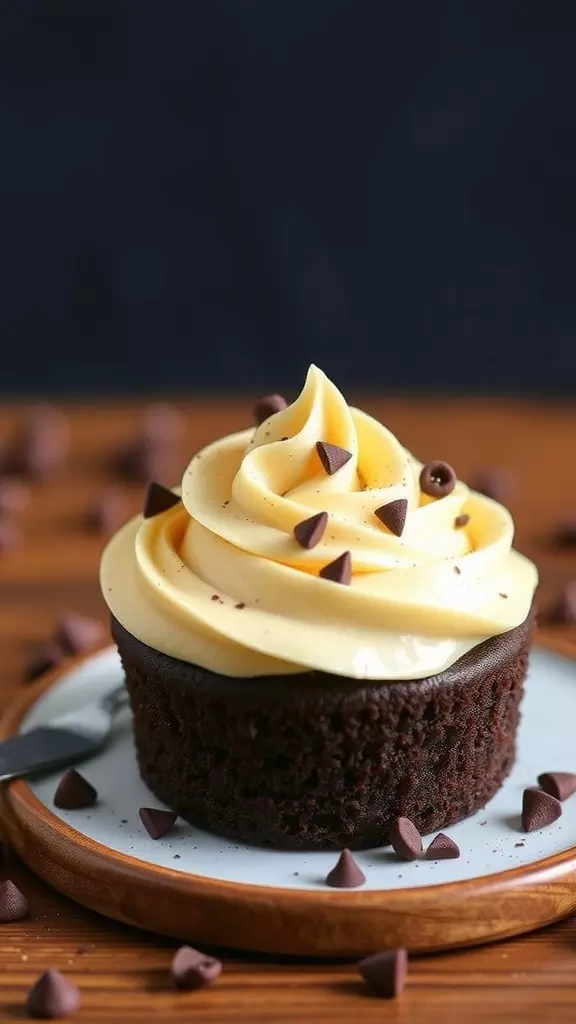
[100,366,537,680]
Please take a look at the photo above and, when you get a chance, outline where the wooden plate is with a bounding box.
[1,637,576,957]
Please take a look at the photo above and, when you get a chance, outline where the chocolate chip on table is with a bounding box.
[522,788,562,832]
[139,807,177,840]
[543,583,576,624]
[85,489,128,536]
[0,517,18,554]
[315,441,352,475]
[553,520,576,548]
[0,478,29,514]
[23,642,64,683]
[0,880,29,922]
[375,499,408,537]
[537,772,576,802]
[171,945,223,990]
[253,394,288,426]
[293,511,328,549]
[142,481,181,519]
[419,461,456,498]
[54,770,97,810]
[26,969,80,1019]
[55,613,105,655]
[2,406,70,480]
[357,948,408,999]
[454,513,470,528]
[469,468,512,503]
[426,833,460,860]
[319,551,352,585]
[325,848,366,888]
[390,817,423,861]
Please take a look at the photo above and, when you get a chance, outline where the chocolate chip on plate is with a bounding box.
[171,945,223,990]
[522,788,562,832]
[142,481,181,519]
[425,833,460,860]
[325,848,366,888]
[55,614,105,656]
[390,817,423,861]
[0,880,29,922]
[357,948,408,999]
[319,551,352,585]
[54,770,97,810]
[419,461,456,498]
[139,807,177,840]
[23,642,64,683]
[315,441,352,476]
[26,969,80,1019]
[253,394,288,426]
[537,771,576,802]
[375,499,408,537]
[293,511,328,549]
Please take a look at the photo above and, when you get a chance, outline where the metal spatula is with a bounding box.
[0,685,129,782]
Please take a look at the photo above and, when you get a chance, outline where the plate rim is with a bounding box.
[2,632,576,956]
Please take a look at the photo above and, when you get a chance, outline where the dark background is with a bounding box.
[2,2,576,396]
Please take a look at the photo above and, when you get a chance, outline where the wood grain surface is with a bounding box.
[0,395,575,1022]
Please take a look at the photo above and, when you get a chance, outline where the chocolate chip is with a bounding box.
[4,406,70,480]
[0,880,29,922]
[55,613,104,656]
[0,479,29,515]
[522,787,562,832]
[26,969,80,1019]
[171,945,223,990]
[537,771,576,802]
[85,490,128,536]
[319,551,352,585]
[315,441,352,475]
[0,517,18,554]
[253,394,288,425]
[543,583,576,624]
[142,481,181,519]
[425,833,460,860]
[454,513,470,528]
[54,770,97,810]
[390,817,422,861]
[553,520,576,548]
[76,944,94,955]
[293,511,328,549]
[454,566,461,574]
[374,499,408,537]
[23,642,64,683]
[325,848,366,888]
[357,948,408,999]
[139,807,177,840]
[419,461,456,498]
[470,468,512,503]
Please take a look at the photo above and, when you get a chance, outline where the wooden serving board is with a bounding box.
[1,638,576,958]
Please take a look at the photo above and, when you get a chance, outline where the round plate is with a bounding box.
[2,638,576,956]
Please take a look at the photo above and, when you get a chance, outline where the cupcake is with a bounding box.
[101,366,537,850]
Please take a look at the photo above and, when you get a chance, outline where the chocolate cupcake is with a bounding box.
[101,366,537,850]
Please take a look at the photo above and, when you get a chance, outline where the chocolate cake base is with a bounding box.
[112,614,533,851]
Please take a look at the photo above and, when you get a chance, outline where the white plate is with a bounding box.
[20,645,576,892]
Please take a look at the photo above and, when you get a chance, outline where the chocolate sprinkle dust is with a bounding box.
[294,511,328,549]
[375,499,408,537]
[143,481,181,519]
[454,513,470,528]
[315,441,352,475]
[319,551,351,585]
[419,460,457,498]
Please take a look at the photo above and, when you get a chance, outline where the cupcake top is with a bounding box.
[100,366,537,680]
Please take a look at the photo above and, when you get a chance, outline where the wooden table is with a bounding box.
[0,395,575,1023]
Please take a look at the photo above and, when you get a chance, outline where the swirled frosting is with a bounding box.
[101,366,537,680]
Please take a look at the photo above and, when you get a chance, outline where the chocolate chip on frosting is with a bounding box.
[294,511,328,549]
[142,481,181,519]
[319,551,352,585]
[419,461,457,498]
[253,394,287,426]
[315,441,352,475]
[375,499,408,537]
[454,513,470,528]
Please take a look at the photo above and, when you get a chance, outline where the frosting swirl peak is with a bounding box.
[101,366,537,680]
